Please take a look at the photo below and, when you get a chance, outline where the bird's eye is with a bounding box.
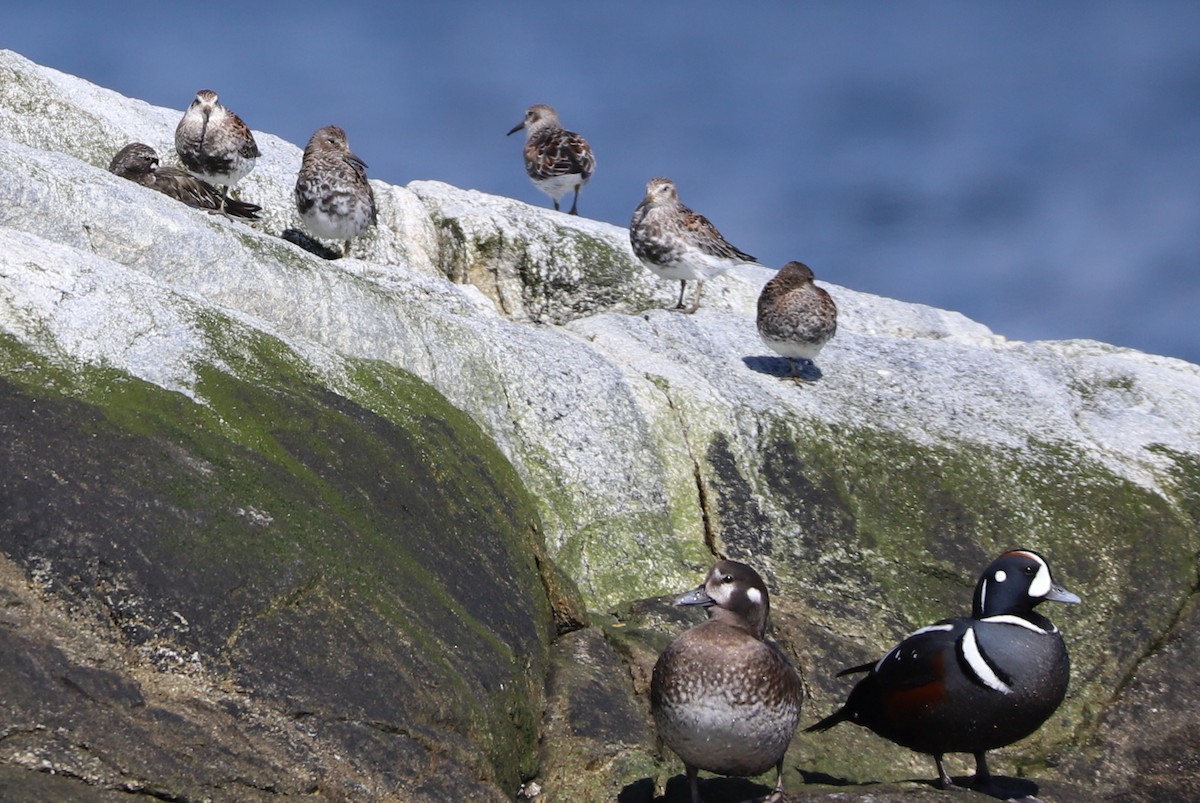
[1022,564,1036,575]
[721,574,733,584]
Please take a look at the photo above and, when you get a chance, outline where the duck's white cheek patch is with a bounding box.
[709,584,732,605]
[1029,563,1052,598]
[745,587,763,605]
[994,570,1007,584]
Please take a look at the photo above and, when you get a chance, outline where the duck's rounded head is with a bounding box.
[972,549,1080,619]
[676,559,772,640]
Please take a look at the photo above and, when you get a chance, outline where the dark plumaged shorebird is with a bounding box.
[108,142,261,220]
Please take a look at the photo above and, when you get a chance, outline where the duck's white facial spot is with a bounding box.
[745,587,763,606]
[994,569,1007,584]
[708,576,734,606]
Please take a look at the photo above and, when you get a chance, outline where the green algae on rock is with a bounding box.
[0,330,554,800]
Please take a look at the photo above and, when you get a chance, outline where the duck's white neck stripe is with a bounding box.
[961,626,1012,694]
[981,614,1048,634]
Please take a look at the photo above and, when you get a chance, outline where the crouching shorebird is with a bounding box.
[294,125,377,259]
[651,560,803,803]
[807,549,1080,792]
[174,89,260,215]
[108,143,261,220]
[757,261,837,380]
[630,177,757,314]
[507,104,595,215]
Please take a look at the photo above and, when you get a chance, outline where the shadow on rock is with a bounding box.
[742,355,823,382]
[282,228,343,259]
[622,774,772,802]
[884,773,1041,801]
[618,769,1044,802]
[617,777,655,802]
[797,769,863,787]
[965,774,1041,801]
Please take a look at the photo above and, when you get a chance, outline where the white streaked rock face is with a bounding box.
[1,47,1198,616]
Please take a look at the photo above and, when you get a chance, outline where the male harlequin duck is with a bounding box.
[651,560,803,803]
[806,549,1080,790]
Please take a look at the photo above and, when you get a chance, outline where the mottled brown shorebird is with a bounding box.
[630,177,756,313]
[756,261,837,379]
[294,125,377,258]
[174,89,260,214]
[108,143,260,220]
[507,104,595,215]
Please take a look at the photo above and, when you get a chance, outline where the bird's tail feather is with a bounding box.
[804,707,851,733]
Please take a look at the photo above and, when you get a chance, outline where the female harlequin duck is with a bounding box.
[651,560,803,803]
[807,549,1080,790]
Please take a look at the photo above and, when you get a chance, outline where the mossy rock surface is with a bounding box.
[547,410,1199,801]
[0,333,554,801]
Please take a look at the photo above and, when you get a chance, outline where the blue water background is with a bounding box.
[7,2,1199,363]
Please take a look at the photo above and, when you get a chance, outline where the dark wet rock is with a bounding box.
[0,341,552,801]
[535,627,658,802]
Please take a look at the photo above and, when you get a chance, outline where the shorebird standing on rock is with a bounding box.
[294,125,377,259]
[756,261,838,380]
[507,104,595,216]
[174,89,260,215]
[630,177,757,314]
